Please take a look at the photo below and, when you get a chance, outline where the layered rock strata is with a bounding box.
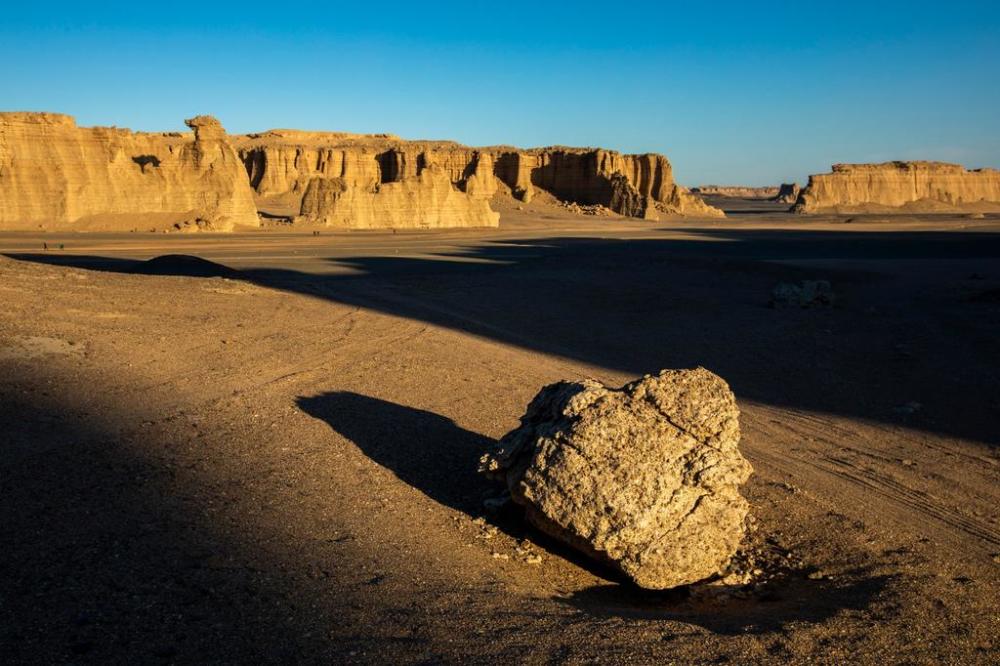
[480,368,752,590]
[0,112,723,231]
[0,113,258,231]
[236,131,499,228]
[235,133,722,223]
[794,162,1000,214]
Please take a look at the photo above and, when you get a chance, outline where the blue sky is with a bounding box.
[2,1,998,185]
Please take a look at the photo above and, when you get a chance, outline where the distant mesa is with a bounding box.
[692,183,802,205]
[0,112,724,232]
[692,185,781,199]
[794,162,1000,214]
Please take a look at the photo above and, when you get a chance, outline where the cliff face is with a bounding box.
[495,149,722,219]
[794,162,1000,214]
[0,112,721,232]
[236,134,722,223]
[235,132,499,228]
[0,113,258,231]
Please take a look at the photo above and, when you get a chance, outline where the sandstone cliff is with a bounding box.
[492,149,722,219]
[236,132,499,228]
[0,113,258,231]
[794,162,1000,214]
[235,134,722,223]
[0,112,721,232]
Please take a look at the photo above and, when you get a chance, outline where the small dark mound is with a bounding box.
[135,254,236,278]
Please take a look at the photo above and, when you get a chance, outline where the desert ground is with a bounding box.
[1,199,999,663]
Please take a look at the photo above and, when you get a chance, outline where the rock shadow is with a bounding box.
[562,569,894,636]
[296,392,494,515]
[295,391,657,582]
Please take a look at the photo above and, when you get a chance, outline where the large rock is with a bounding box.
[794,161,1000,214]
[0,113,259,231]
[480,368,752,589]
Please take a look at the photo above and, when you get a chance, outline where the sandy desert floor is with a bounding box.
[1,200,999,663]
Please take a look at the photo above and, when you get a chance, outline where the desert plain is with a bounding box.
[1,194,998,662]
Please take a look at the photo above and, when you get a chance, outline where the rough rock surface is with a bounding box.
[794,162,1000,214]
[773,182,801,204]
[236,131,499,228]
[496,149,723,219]
[0,113,258,231]
[692,185,780,199]
[480,368,752,589]
[235,133,723,222]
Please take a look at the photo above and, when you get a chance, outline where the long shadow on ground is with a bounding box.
[10,227,1000,448]
[296,391,895,634]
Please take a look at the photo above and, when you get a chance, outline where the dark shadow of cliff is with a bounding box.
[0,374,353,662]
[8,226,1000,450]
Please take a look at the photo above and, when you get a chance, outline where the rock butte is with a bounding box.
[794,162,1000,214]
[234,131,722,225]
[0,113,258,232]
[0,113,723,232]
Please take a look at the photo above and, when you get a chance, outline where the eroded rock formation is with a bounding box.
[493,149,722,219]
[0,113,258,231]
[480,368,752,590]
[794,162,1000,214]
[0,112,722,231]
[773,182,801,204]
[235,133,722,223]
[236,131,499,228]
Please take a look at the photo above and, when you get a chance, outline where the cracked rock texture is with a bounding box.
[480,368,752,589]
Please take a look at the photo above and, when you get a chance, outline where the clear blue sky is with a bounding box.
[2,1,998,186]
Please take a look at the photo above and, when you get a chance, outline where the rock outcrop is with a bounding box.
[480,368,752,590]
[692,185,780,199]
[236,133,723,223]
[492,149,722,219]
[773,182,801,204]
[794,162,1000,214]
[0,113,258,231]
[0,112,722,231]
[236,131,499,228]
